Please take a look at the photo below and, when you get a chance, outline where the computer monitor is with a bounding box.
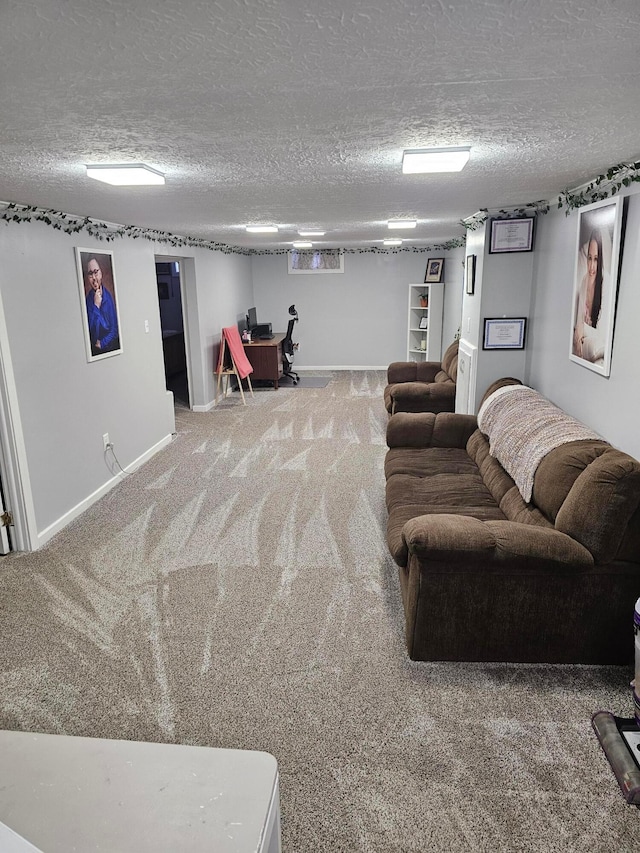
[247,306,258,330]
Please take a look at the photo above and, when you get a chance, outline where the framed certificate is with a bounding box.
[483,318,527,350]
[489,217,534,253]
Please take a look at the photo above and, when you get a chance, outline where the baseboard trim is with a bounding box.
[192,400,216,412]
[35,434,174,550]
[296,366,388,371]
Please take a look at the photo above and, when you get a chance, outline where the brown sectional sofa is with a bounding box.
[384,380,640,663]
[384,340,459,415]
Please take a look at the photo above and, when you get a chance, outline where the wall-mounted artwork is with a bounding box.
[75,248,123,362]
[288,249,344,273]
[424,257,444,283]
[569,196,624,377]
[157,276,171,300]
[489,217,534,253]
[465,254,476,294]
[483,317,526,350]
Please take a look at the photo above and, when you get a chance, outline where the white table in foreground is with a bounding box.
[0,731,281,853]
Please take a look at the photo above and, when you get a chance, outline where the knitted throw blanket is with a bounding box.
[477,385,601,502]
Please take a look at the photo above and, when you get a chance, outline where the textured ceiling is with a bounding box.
[2,0,640,250]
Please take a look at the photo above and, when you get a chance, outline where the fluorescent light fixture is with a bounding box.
[292,241,313,249]
[246,225,278,233]
[383,238,403,247]
[402,147,471,174]
[388,220,417,230]
[86,163,165,185]
[298,230,325,237]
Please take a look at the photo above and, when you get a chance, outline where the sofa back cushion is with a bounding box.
[387,361,418,383]
[532,440,611,521]
[440,340,459,381]
[552,448,640,564]
[467,431,553,529]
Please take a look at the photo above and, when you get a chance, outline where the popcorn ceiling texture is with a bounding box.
[1,0,639,248]
[0,372,637,852]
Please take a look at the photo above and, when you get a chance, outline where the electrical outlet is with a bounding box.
[102,433,110,451]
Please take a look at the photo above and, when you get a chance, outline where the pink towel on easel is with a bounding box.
[222,326,254,380]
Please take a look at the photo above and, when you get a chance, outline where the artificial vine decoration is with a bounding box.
[461,200,549,231]
[0,202,463,255]
[557,161,640,213]
[5,155,638,253]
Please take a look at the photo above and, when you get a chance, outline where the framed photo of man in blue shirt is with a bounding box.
[75,248,123,362]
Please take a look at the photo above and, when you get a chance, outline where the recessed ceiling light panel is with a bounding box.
[298,230,325,237]
[86,163,165,186]
[388,220,417,230]
[292,241,313,248]
[383,238,403,246]
[246,225,278,233]
[402,147,471,174]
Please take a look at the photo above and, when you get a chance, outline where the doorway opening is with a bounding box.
[0,471,13,554]
[156,260,189,408]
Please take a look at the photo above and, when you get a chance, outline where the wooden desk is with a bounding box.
[243,333,284,388]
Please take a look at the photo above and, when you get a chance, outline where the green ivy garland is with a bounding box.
[461,200,550,232]
[557,161,640,212]
[0,202,463,255]
[2,159,638,252]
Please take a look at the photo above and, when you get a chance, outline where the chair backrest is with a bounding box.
[283,317,296,355]
[284,317,296,341]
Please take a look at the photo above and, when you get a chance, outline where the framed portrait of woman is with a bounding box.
[569,196,624,377]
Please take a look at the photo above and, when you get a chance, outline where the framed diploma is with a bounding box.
[489,217,535,253]
[483,317,527,350]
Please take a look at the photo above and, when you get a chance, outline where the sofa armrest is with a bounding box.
[402,514,594,571]
[386,412,478,449]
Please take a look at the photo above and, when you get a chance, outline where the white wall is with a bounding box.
[0,223,252,547]
[459,221,535,412]
[527,190,640,460]
[6,186,638,550]
[250,248,464,368]
[181,251,253,408]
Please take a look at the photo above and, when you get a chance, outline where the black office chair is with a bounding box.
[282,304,299,384]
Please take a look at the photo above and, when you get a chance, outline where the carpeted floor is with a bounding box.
[0,371,637,851]
[279,374,332,388]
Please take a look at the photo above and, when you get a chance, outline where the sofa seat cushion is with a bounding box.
[386,463,506,566]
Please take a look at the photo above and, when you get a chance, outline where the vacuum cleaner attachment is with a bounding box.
[592,712,640,806]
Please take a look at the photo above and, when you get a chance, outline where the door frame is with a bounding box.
[0,290,38,551]
[155,255,194,410]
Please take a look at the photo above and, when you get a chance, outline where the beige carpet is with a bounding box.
[0,371,637,852]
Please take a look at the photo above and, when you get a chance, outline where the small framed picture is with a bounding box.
[424,258,444,283]
[489,217,535,253]
[157,277,171,300]
[288,249,344,274]
[483,317,527,350]
[465,254,476,295]
[418,316,428,330]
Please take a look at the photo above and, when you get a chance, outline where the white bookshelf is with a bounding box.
[407,283,444,362]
